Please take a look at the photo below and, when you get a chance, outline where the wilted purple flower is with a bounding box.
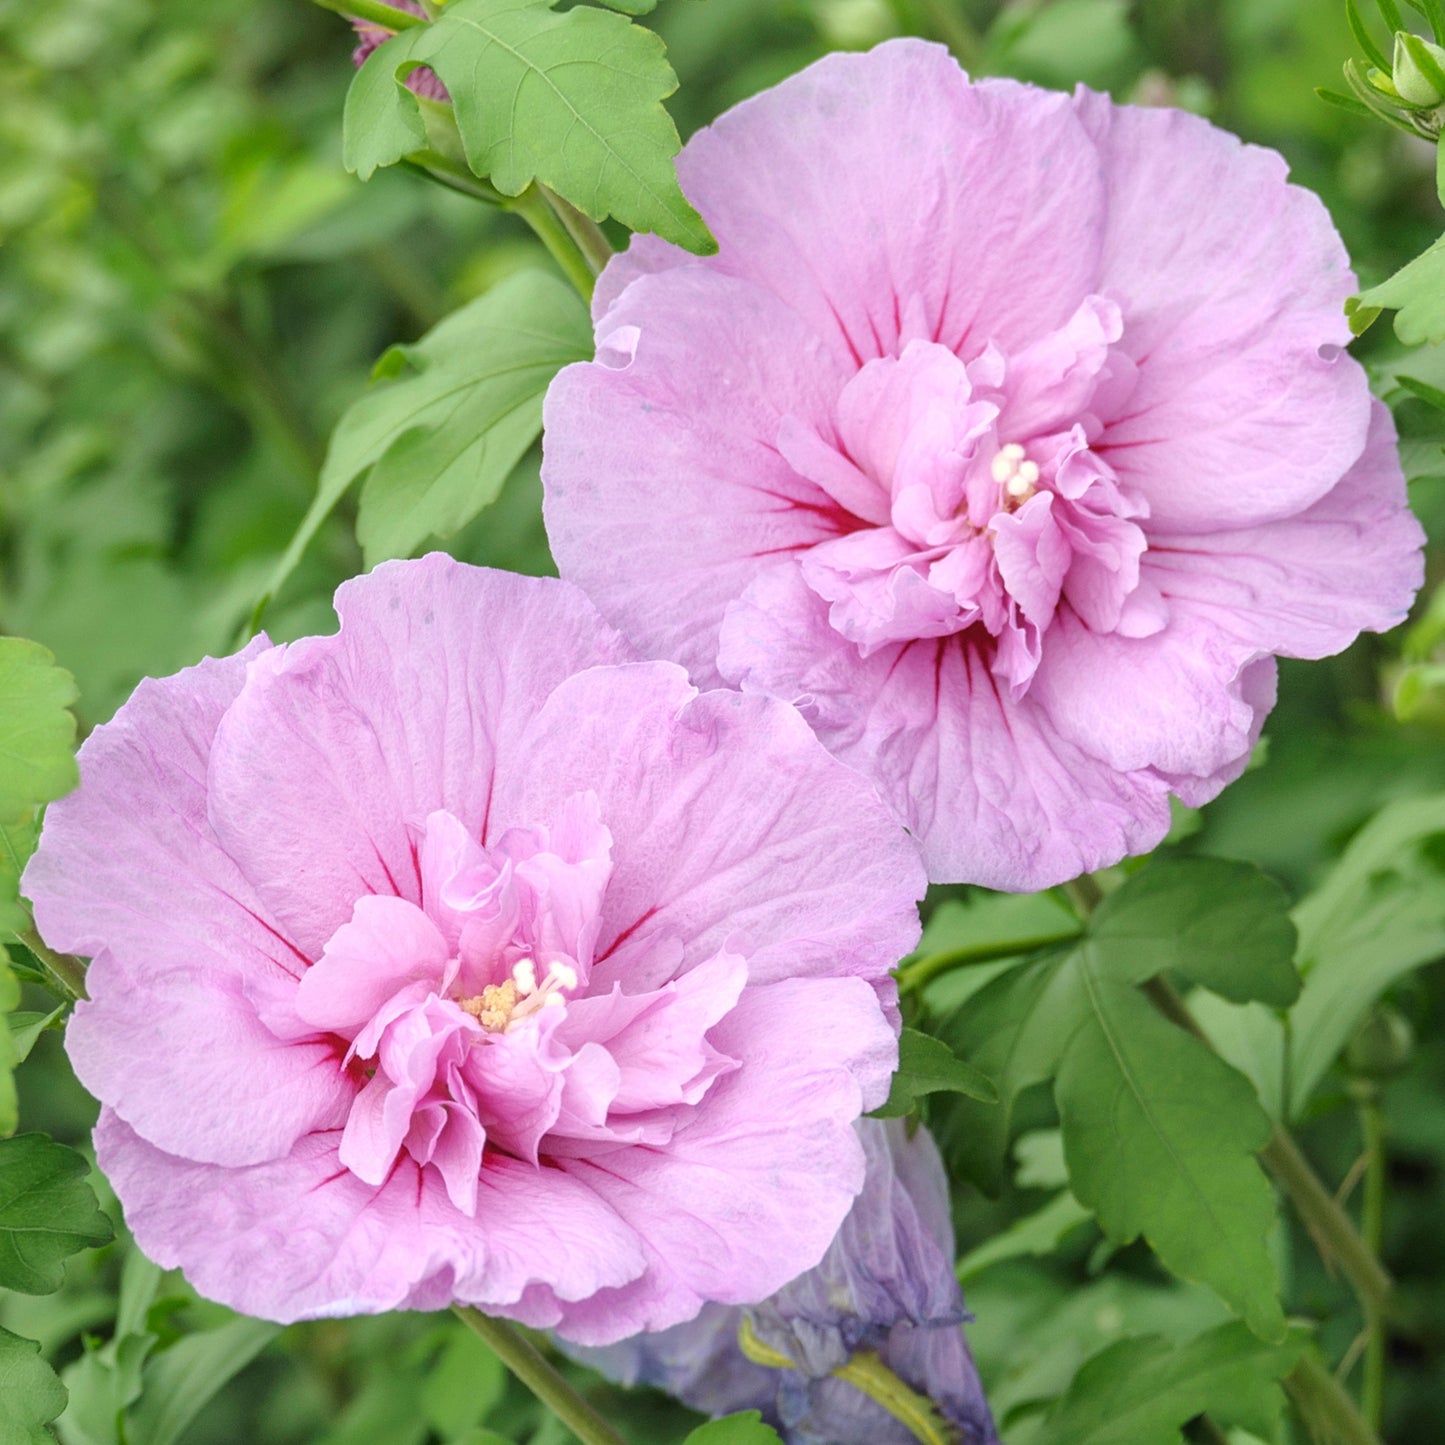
[25,557,924,1342]
[542,39,1424,892]
[570,1119,998,1444]
[351,0,448,103]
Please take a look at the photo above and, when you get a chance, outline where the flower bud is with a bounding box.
[1345,1006,1415,1080]
[1393,31,1445,108]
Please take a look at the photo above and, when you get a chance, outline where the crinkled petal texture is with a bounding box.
[26,556,924,1341]
[542,39,1424,891]
[566,1120,998,1445]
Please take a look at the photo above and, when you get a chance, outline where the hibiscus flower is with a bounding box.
[542,39,1424,889]
[25,556,923,1342]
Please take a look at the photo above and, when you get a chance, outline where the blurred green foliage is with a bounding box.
[4,0,1445,1442]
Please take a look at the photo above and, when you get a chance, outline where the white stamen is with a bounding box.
[511,958,538,995]
[542,992,565,1009]
[991,444,1039,506]
[547,961,579,992]
[990,442,1025,483]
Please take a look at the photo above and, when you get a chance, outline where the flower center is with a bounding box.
[458,958,579,1033]
[989,442,1038,508]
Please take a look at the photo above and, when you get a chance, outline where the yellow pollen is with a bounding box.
[459,980,517,1033]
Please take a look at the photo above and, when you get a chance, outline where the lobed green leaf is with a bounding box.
[0,1134,113,1294]
[1355,234,1445,345]
[410,0,714,251]
[258,269,589,609]
[0,638,79,824]
[1086,857,1300,1008]
[0,1327,68,1445]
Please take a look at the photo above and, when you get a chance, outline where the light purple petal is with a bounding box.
[98,1112,648,1324]
[206,557,631,958]
[661,41,1104,366]
[489,661,923,1022]
[720,565,1172,889]
[546,976,894,1343]
[1142,402,1425,657]
[1075,88,1372,530]
[544,269,852,685]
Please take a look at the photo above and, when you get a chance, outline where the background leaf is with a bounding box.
[684,1413,785,1445]
[1031,1323,1303,1445]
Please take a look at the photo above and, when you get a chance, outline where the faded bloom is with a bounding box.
[542,39,1425,891]
[570,1119,998,1445]
[350,0,447,102]
[25,557,924,1341]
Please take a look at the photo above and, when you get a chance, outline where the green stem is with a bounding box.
[1285,1353,1383,1445]
[451,1308,628,1445]
[1357,1087,1388,1431]
[506,185,598,301]
[896,927,1082,994]
[16,930,87,1002]
[1063,872,1105,918]
[541,186,614,277]
[311,0,426,30]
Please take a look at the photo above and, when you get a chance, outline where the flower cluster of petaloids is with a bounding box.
[26,38,1423,1445]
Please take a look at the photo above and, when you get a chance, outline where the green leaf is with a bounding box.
[871,1027,998,1118]
[420,1327,505,1436]
[1355,234,1445,346]
[124,1317,280,1445]
[1055,968,1285,1341]
[1346,0,1391,71]
[590,0,660,14]
[0,1134,113,1294]
[409,0,713,251]
[933,953,1085,1194]
[898,891,1081,992]
[1087,858,1300,1008]
[955,1189,1093,1282]
[258,270,588,609]
[0,960,18,1138]
[342,33,428,182]
[1288,793,1445,1113]
[1032,1323,1303,1445]
[0,1327,68,1445]
[0,814,38,937]
[0,638,79,823]
[684,1413,784,1445]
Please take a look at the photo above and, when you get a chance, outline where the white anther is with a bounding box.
[542,992,565,1009]
[547,961,579,992]
[990,442,1026,483]
[511,958,538,995]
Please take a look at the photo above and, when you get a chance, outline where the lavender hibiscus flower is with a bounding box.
[541,39,1425,891]
[24,557,924,1342]
[571,1119,998,1445]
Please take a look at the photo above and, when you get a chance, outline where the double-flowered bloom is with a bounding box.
[543,38,1425,890]
[572,1119,998,1445]
[25,557,925,1341]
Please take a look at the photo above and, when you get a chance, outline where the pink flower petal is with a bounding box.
[206,557,631,958]
[490,661,923,1022]
[546,977,894,1343]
